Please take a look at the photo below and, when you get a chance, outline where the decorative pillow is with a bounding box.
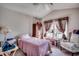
[70,33,79,44]
[7,38,16,45]
[70,34,79,43]
[22,34,31,39]
[73,30,79,34]
[6,32,14,39]
[76,31,79,34]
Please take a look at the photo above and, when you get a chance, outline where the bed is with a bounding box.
[18,34,49,56]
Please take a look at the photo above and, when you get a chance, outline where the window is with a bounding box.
[44,17,68,40]
[46,21,67,40]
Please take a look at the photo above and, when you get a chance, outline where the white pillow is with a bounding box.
[70,33,79,48]
[70,33,79,43]
[22,34,31,39]
[8,39,16,45]
[70,34,79,47]
[6,32,14,39]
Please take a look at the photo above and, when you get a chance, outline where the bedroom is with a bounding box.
[0,3,79,56]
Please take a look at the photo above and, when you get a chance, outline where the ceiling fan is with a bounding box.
[33,3,53,10]
[33,3,53,5]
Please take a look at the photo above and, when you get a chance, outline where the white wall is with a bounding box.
[42,8,79,32]
[0,7,34,36]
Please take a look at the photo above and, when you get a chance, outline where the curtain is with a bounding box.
[36,21,43,39]
[44,20,53,37]
[56,18,68,40]
[44,23,52,31]
[56,20,67,33]
[44,20,53,31]
[43,17,68,39]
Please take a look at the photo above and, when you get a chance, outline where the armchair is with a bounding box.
[60,32,79,56]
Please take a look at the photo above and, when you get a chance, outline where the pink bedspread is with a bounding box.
[18,37,49,56]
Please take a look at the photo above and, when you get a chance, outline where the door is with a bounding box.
[32,24,36,37]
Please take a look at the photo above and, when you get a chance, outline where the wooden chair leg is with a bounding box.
[10,49,18,56]
[0,52,8,56]
[12,50,17,56]
[0,52,4,56]
[4,52,9,56]
[3,46,18,56]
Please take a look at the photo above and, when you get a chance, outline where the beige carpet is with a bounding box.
[15,49,25,56]
[15,46,79,56]
[14,46,72,56]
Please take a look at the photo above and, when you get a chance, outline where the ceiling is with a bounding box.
[0,3,79,18]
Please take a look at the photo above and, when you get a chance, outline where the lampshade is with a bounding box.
[0,26,11,36]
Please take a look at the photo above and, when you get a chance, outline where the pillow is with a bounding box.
[70,33,79,43]
[73,30,79,34]
[70,33,79,48]
[76,30,79,34]
[7,38,16,45]
[6,32,15,39]
[22,34,31,39]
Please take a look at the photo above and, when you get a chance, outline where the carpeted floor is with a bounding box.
[15,46,75,56]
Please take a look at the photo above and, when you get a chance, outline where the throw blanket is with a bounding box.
[2,42,15,52]
[18,37,49,56]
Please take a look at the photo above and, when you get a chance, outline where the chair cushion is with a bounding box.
[60,42,76,49]
[60,42,79,53]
